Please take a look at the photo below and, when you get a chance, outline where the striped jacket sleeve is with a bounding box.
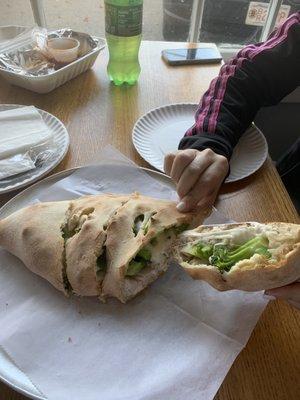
[179,12,300,160]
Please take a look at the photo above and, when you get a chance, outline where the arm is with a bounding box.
[165,12,300,212]
[179,11,300,159]
[266,282,300,310]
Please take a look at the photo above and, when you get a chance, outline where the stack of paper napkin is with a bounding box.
[0,106,53,180]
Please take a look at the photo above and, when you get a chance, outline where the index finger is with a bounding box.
[164,152,177,176]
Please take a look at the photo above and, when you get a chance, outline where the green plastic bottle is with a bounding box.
[105,0,143,85]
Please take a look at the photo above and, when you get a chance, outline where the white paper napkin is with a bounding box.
[0,146,268,400]
[0,106,53,160]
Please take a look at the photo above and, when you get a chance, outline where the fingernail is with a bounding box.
[263,292,276,301]
[177,201,186,212]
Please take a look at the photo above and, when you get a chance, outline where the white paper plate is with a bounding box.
[0,164,243,399]
[132,103,268,183]
[0,105,69,194]
[0,165,176,399]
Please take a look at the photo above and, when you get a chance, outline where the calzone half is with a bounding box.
[0,193,202,302]
[175,222,300,291]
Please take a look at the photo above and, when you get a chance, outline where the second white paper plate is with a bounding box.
[132,103,268,183]
[0,104,69,194]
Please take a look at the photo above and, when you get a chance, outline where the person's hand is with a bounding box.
[164,149,229,212]
[265,281,300,310]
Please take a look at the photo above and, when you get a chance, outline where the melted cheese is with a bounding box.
[150,230,175,265]
[183,225,263,247]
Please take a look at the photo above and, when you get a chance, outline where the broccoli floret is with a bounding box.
[210,235,271,272]
[184,235,271,273]
[126,261,145,276]
[137,247,151,261]
[183,242,214,260]
[126,247,152,277]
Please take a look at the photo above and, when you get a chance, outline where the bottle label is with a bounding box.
[105,3,143,37]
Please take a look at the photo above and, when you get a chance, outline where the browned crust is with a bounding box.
[225,243,300,291]
[178,262,229,291]
[65,194,130,296]
[102,193,208,302]
[0,193,209,302]
[175,222,300,291]
[0,201,70,293]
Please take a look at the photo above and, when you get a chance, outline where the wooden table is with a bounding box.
[0,41,299,400]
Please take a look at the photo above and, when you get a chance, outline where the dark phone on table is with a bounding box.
[162,48,222,66]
